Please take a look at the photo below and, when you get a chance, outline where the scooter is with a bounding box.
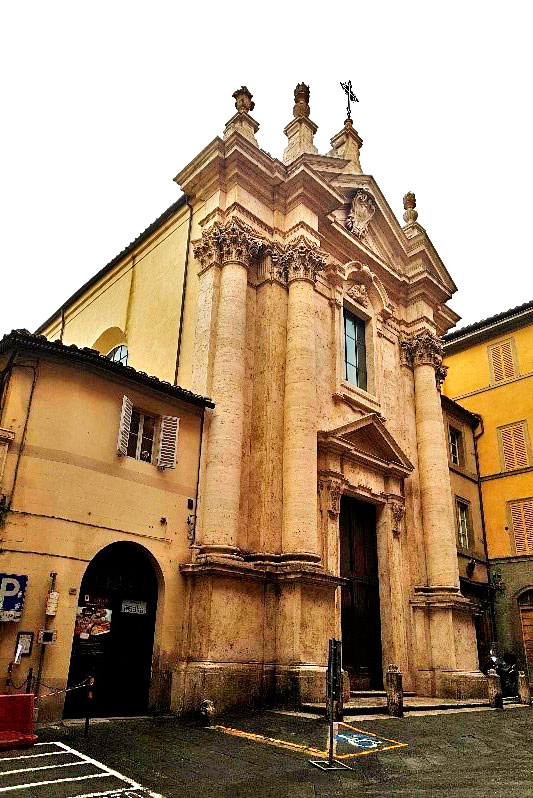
[489,645,518,697]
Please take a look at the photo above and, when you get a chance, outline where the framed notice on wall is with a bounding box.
[15,631,33,657]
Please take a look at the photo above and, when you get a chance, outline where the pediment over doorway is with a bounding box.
[318,414,413,478]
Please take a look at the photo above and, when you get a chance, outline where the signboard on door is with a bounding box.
[0,574,28,621]
[121,599,147,615]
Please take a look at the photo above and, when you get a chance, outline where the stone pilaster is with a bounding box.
[193,220,262,558]
[281,238,325,563]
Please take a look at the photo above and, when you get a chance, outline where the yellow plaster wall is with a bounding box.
[0,356,203,716]
[443,321,533,561]
[40,203,192,386]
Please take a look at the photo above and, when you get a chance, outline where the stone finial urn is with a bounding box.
[232,86,255,113]
[293,83,310,118]
[403,191,418,224]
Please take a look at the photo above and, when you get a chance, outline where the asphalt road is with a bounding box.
[21,705,533,798]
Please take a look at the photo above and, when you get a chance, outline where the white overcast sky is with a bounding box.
[1,1,531,337]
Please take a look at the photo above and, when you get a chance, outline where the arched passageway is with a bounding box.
[64,542,159,718]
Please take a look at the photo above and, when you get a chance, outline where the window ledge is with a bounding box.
[334,382,381,415]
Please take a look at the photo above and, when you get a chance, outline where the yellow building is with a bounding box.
[1,84,493,718]
[0,330,212,720]
[443,300,533,678]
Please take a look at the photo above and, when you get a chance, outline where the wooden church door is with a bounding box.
[339,496,383,690]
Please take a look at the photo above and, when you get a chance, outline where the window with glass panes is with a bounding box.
[126,409,156,463]
[449,426,463,465]
[456,500,470,549]
[343,309,367,390]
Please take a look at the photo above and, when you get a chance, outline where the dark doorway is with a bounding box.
[340,496,383,690]
[64,542,158,718]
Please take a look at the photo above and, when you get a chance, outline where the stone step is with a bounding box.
[350,690,416,698]
[302,697,490,715]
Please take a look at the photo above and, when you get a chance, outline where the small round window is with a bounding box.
[106,344,128,365]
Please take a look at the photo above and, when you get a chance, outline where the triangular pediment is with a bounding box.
[318,413,413,477]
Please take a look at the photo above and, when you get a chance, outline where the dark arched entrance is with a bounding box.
[64,542,158,718]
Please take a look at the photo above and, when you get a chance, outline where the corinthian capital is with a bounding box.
[400,330,444,370]
[193,219,263,270]
[277,236,326,284]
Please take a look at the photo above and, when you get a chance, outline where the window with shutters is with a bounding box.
[456,499,470,549]
[498,421,530,471]
[509,498,533,555]
[343,308,367,391]
[449,426,464,466]
[117,395,179,469]
[488,338,517,383]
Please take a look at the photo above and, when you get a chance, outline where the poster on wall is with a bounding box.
[73,600,112,656]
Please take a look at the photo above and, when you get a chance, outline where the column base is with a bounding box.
[171,662,330,715]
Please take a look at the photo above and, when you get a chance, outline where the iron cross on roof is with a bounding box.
[340,81,359,120]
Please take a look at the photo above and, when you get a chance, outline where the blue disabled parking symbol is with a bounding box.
[333,723,406,759]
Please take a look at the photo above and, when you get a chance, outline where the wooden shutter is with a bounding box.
[500,423,529,470]
[117,395,133,456]
[157,416,179,469]
[510,499,533,555]
[490,340,516,382]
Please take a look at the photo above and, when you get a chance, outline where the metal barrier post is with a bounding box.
[25,669,33,694]
[310,638,351,771]
[84,677,94,738]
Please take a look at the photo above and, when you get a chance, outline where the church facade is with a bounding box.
[36,84,487,712]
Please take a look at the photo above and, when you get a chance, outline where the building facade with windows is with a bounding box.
[26,84,490,713]
[441,395,492,672]
[443,300,533,680]
[0,330,212,720]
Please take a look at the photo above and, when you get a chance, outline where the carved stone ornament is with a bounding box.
[320,479,343,517]
[192,219,263,270]
[435,364,448,392]
[232,86,255,113]
[403,191,418,224]
[346,283,369,307]
[400,331,444,370]
[293,83,311,118]
[275,236,326,284]
[346,189,376,239]
[389,498,405,537]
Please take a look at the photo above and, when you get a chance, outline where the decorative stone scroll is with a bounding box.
[320,478,343,517]
[275,236,326,284]
[400,331,447,390]
[389,497,405,537]
[346,188,376,239]
[346,283,369,306]
[192,219,263,271]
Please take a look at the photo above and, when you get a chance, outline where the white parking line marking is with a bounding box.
[0,742,163,797]
[0,751,70,763]
[0,772,109,793]
[53,743,145,790]
[0,760,85,777]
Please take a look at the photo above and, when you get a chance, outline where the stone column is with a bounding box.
[281,239,325,562]
[193,220,262,557]
[402,332,459,589]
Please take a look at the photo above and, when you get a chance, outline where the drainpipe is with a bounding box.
[174,196,193,386]
[189,406,205,543]
[473,415,496,642]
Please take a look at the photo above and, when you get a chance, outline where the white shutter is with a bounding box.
[157,416,179,469]
[117,395,133,456]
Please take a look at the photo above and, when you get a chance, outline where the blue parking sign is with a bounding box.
[0,574,28,621]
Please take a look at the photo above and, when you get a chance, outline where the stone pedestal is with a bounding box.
[386,664,404,717]
[518,671,531,704]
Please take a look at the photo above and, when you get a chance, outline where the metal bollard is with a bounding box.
[518,672,531,705]
[487,669,503,708]
[84,677,94,738]
[25,669,33,694]
[386,664,403,717]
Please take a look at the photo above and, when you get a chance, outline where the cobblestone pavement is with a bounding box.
[32,706,533,798]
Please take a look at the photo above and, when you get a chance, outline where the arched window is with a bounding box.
[106,344,128,366]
